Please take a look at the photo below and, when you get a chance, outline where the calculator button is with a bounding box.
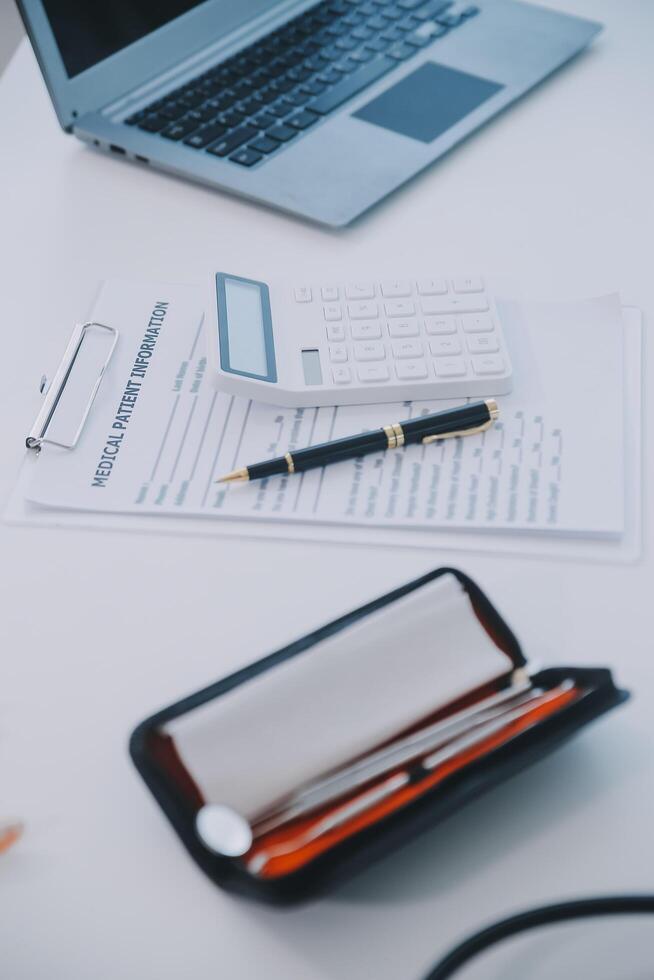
[326,324,346,342]
[434,356,467,377]
[351,321,382,340]
[345,282,375,300]
[387,319,419,338]
[332,365,352,384]
[461,312,494,333]
[452,276,484,294]
[430,336,462,356]
[294,285,313,303]
[467,333,499,354]
[321,285,339,301]
[348,301,378,319]
[417,278,448,295]
[323,303,342,321]
[422,295,489,315]
[392,339,423,359]
[354,341,385,361]
[357,364,390,383]
[472,354,505,375]
[425,316,457,335]
[395,359,428,381]
[381,280,411,297]
[329,344,348,363]
[385,299,415,318]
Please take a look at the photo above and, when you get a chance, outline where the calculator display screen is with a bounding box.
[216,274,277,383]
[224,279,268,377]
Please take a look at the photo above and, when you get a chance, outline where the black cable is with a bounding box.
[423,895,654,979]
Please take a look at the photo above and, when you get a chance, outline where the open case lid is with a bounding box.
[130,567,627,904]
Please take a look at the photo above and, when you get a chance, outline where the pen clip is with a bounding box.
[422,418,494,445]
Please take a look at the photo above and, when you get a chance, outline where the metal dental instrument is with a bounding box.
[253,674,538,836]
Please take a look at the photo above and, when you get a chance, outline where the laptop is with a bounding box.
[18,1,601,227]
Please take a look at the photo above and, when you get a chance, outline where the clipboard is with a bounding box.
[26,321,118,453]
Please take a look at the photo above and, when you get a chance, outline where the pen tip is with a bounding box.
[215,468,249,484]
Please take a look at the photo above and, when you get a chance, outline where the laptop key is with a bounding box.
[350,47,375,62]
[380,26,403,40]
[413,0,452,17]
[249,136,280,154]
[253,88,279,105]
[288,65,313,82]
[218,110,246,127]
[405,22,447,45]
[317,67,343,85]
[185,106,217,124]
[239,96,266,115]
[288,109,320,130]
[268,100,295,118]
[309,56,395,115]
[284,90,312,106]
[205,94,238,113]
[137,114,168,133]
[125,109,147,126]
[177,89,206,109]
[266,124,298,143]
[252,111,279,129]
[161,119,201,140]
[158,101,186,121]
[232,79,256,98]
[207,126,258,157]
[269,76,296,94]
[387,42,415,58]
[300,78,327,96]
[365,37,392,51]
[183,123,227,148]
[229,148,263,167]
[436,11,464,25]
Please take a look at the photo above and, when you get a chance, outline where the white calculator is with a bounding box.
[205,272,512,407]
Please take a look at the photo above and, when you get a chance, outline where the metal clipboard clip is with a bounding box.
[26,321,119,453]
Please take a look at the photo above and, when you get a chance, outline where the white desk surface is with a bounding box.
[2,2,653,977]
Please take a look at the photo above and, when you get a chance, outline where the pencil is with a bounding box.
[0,821,24,855]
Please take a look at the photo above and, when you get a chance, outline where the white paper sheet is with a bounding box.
[19,279,626,538]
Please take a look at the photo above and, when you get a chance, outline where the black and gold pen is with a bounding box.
[217,399,499,483]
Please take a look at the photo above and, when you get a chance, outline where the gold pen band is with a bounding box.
[285,452,295,474]
[383,423,405,449]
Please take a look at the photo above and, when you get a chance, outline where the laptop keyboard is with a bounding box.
[124,0,479,169]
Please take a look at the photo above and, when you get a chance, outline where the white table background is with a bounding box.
[2,2,654,977]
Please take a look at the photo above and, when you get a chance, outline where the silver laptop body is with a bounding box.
[18,0,601,227]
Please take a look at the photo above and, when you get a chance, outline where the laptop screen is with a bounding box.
[42,0,208,78]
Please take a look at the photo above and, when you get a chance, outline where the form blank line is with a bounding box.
[202,395,235,507]
[231,400,252,470]
[169,396,199,484]
[190,391,217,481]
[188,319,203,360]
[150,394,181,483]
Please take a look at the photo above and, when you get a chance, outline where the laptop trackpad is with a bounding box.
[353,62,503,143]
